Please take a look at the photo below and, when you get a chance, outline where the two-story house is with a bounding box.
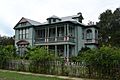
[14,12,98,58]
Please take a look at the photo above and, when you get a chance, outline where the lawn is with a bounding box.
[0,70,64,80]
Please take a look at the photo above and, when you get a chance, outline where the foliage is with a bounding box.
[0,45,16,68]
[27,47,56,73]
[70,47,90,62]
[0,36,14,46]
[78,46,120,79]
[97,8,120,47]
[26,47,55,61]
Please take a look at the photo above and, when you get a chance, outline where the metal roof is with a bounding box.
[14,13,86,29]
[47,15,60,19]
[42,14,85,25]
[24,18,41,26]
[61,15,80,21]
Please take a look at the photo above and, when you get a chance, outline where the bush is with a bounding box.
[79,46,120,79]
[28,47,56,73]
[0,45,16,69]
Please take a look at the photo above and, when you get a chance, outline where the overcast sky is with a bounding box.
[0,0,120,36]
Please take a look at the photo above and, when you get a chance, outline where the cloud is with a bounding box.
[0,0,120,36]
[0,18,14,36]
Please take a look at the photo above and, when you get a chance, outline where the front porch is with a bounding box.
[40,45,75,58]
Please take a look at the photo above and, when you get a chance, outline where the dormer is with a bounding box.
[72,12,84,23]
[47,15,61,24]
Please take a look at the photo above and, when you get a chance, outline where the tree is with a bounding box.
[97,8,120,47]
[97,9,113,46]
[0,36,14,46]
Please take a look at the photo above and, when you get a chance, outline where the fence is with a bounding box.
[1,60,120,79]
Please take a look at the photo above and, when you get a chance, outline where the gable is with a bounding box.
[14,17,33,29]
[19,18,28,23]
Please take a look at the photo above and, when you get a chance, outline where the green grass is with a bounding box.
[0,70,64,80]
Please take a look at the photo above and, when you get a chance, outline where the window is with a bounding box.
[19,28,29,39]
[19,30,22,39]
[48,19,51,24]
[86,29,92,39]
[23,29,25,39]
[26,29,29,39]
[53,19,56,22]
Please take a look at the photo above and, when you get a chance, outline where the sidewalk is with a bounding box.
[0,69,94,80]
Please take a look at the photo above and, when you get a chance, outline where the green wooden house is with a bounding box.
[14,12,98,58]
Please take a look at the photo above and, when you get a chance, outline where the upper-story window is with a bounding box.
[86,29,93,39]
[48,19,51,24]
[53,19,56,22]
[19,28,29,39]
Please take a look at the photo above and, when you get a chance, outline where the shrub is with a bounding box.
[79,46,120,79]
[28,47,56,73]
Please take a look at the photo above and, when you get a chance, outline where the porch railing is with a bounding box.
[35,36,75,44]
[84,39,98,44]
[35,38,45,44]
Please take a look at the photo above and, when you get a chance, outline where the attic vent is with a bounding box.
[21,22,27,26]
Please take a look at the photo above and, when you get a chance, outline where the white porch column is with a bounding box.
[64,24,67,41]
[55,45,57,57]
[45,28,47,42]
[64,45,67,57]
[47,27,49,42]
[67,24,69,41]
[67,44,69,61]
[55,26,57,41]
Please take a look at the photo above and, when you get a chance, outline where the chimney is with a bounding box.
[77,12,84,23]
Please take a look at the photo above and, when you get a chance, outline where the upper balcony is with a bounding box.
[34,24,75,44]
[34,36,75,44]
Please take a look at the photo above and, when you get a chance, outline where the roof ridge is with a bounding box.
[24,17,41,23]
[23,17,41,25]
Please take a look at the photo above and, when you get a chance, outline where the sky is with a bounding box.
[0,0,120,36]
